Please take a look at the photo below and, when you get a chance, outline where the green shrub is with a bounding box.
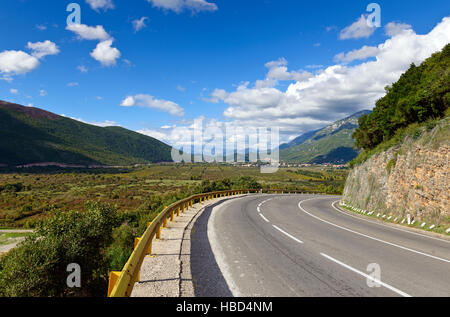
[0,202,119,297]
[386,159,396,173]
[107,224,136,271]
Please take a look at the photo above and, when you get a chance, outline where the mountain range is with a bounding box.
[0,100,371,167]
[0,100,172,167]
[279,110,371,164]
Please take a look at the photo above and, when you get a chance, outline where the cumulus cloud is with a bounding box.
[252,58,312,89]
[204,17,450,141]
[90,40,121,66]
[340,15,376,40]
[66,24,110,41]
[66,24,121,66]
[137,128,173,143]
[147,0,218,14]
[121,94,185,117]
[86,0,115,11]
[0,50,40,77]
[10,88,18,94]
[334,45,379,63]
[385,22,413,37]
[132,17,149,32]
[27,40,60,59]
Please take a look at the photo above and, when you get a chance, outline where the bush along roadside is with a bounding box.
[339,201,450,235]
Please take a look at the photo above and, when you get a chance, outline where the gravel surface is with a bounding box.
[131,195,246,297]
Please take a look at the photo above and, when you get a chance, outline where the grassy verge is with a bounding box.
[0,232,32,246]
[338,202,450,236]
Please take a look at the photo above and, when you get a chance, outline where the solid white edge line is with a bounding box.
[320,253,412,297]
[332,201,450,244]
[272,225,303,244]
[298,199,450,264]
[259,213,270,223]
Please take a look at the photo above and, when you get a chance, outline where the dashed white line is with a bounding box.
[259,213,270,223]
[320,253,411,297]
[299,199,450,264]
[272,225,304,244]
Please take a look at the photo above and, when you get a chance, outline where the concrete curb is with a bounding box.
[338,201,450,240]
[130,195,246,297]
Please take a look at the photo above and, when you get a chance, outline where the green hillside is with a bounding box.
[0,101,173,166]
[353,43,450,151]
[280,110,371,164]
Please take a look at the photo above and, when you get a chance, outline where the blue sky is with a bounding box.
[1,0,449,145]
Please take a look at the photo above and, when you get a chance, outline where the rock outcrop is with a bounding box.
[343,118,449,225]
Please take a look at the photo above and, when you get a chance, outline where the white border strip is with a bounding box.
[332,201,450,244]
[320,253,411,297]
[299,199,450,264]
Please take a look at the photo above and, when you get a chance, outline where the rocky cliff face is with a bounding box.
[343,118,449,225]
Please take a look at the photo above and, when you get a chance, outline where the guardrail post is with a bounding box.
[190,200,193,208]
[177,206,180,216]
[156,224,161,239]
[134,237,140,250]
[170,210,174,221]
[163,216,168,228]
[108,271,121,297]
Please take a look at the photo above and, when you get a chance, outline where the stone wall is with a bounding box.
[343,118,449,225]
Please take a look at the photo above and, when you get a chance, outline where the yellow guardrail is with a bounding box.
[108,189,259,297]
[107,189,327,297]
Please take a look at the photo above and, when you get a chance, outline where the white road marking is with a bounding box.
[259,213,270,223]
[272,225,303,244]
[320,253,411,297]
[298,199,450,263]
[331,201,450,244]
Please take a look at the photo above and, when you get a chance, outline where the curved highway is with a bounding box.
[190,194,450,297]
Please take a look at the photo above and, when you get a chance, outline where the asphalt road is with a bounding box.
[190,194,450,297]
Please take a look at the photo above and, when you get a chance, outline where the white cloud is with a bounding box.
[90,40,121,66]
[86,0,115,11]
[66,24,110,41]
[36,24,47,31]
[205,17,450,140]
[334,45,379,63]
[27,40,60,59]
[340,15,376,40]
[0,50,40,76]
[177,85,186,92]
[305,64,324,69]
[67,82,79,87]
[39,89,47,96]
[137,128,172,143]
[121,94,185,116]
[385,22,413,37]
[147,0,218,14]
[77,65,88,73]
[132,17,149,32]
[70,117,119,127]
[254,58,312,89]
[10,88,18,94]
